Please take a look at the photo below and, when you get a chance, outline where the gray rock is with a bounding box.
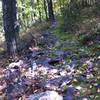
[44,76,72,91]
[63,87,78,100]
[63,95,73,100]
[31,61,38,71]
[28,91,63,100]
[54,51,64,56]
[9,60,23,68]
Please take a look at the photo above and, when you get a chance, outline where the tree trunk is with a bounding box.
[2,0,19,57]
[59,0,62,16]
[47,0,55,21]
[37,0,42,22]
[30,0,34,22]
[43,0,48,21]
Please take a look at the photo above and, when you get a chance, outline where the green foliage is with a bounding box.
[53,22,100,57]
[61,0,81,32]
[17,0,47,31]
[60,0,97,32]
[78,34,94,45]
[53,26,80,52]
[95,0,100,16]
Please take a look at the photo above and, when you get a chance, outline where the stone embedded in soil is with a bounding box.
[44,76,72,91]
[63,87,79,100]
[8,60,24,68]
[28,91,63,100]
[63,95,73,100]
[6,83,27,99]
[64,51,73,57]
[54,51,64,56]
[48,57,63,66]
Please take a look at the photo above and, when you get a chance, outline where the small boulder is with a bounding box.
[28,91,63,100]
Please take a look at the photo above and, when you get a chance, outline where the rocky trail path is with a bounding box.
[0,22,100,100]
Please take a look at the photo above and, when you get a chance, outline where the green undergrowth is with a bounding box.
[53,25,100,56]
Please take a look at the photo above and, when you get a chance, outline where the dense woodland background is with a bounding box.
[0,0,99,56]
[0,0,100,100]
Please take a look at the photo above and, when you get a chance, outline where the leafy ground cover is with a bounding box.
[0,22,100,100]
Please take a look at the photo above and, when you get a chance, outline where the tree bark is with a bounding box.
[43,0,48,21]
[47,0,55,21]
[37,0,42,22]
[59,0,62,14]
[2,0,19,57]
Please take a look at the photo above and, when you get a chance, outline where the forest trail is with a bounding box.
[0,0,100,99]
[0,22,100,100]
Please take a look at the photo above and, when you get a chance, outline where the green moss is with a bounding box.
[53,26,79,51]
[53,22,100,56]
[49,53,58,58]
[0,48,5,53]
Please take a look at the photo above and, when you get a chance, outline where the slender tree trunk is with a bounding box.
[43,0,48,21]
[59,0,62,15]
[37,0,42,22]
[30,0,34,22]
[39,10,42,22]
[62,0,65,8]
[47,0,55,21]
[2,0,19,57]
